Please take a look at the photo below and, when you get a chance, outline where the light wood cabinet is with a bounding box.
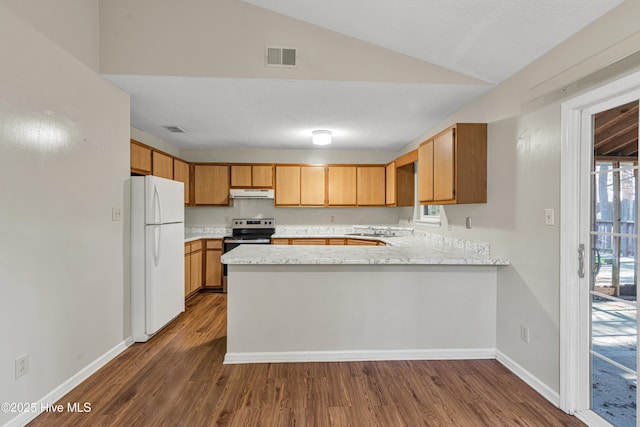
[418,123,487,205]
[152,151,174,180]
[275,166,301,206]
[275,165,325,206]
[271,238,290,245]
[327,166,357,206]
[347,238,382,246]
[386,161,415,207]
[131,140,152,175]
[184,241,203,299]
[174,159,190,205]
[357,166,386,206]
[194,164,230,206]
[231,164,274,188]
[271,237,384,246]
[290,238,327,245]
[301,166,325,206]
[203,239,223,290]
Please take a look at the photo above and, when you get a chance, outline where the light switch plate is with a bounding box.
[544,209,554,226]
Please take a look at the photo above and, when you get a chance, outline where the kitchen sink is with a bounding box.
[345,232,388,237]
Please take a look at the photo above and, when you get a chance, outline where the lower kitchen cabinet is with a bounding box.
[203,239,223,290]
[184,241,203,299]
[271,237,384,246]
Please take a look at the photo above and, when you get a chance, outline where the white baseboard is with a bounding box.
[224,348,496,364]
[496,349,560,407]
[4,337,134,427]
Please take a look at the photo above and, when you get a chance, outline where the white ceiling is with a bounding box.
[107,0,623,152]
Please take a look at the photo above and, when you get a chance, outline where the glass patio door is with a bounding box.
[589,100,639,427]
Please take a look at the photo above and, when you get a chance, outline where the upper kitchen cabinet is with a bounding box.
[193,164,230,206]
[130,140,152,175]
[300,166,325,206]
[275,165,326,207]
[230,164,274,188]
[418,123,487,205]
[152,151,174,180]
[174,159,191,205]
[275,165,301,206]
[327,166,357,206]
[386,156,415,207]
[356,166,386,206]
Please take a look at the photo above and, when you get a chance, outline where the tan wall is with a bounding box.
[0,5,130,425]
[98,0,484,85]
[406,0,640,394]
[2,0,100,71]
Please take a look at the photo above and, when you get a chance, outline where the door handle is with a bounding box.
[578,244,585,278]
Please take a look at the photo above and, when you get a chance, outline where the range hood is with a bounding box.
[230,189,275,199]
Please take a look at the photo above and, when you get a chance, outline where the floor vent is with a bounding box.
[266,46,297,67]
[162,125,186,133]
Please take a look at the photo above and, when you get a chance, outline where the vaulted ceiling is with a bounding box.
[101,0,624,151]
[594,101,639,158]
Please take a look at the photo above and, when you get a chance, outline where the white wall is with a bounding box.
[1,0,100,71]
[403,0,640,394]
[0,5,130,426]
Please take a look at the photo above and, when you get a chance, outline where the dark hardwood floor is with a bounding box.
[29,293,583,426]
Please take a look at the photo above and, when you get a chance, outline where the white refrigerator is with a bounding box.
[131,175,185,342]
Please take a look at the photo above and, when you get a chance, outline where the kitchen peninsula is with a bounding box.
[221,226,509,364]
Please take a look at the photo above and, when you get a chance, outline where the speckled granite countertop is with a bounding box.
[216,225,509,266]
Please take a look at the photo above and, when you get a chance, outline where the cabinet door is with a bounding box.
[327,166,356,206]
[252,165,274,188]
[131,141,152,175]
[152,151,174,180]
[275,166,301,206]
[184,251,191,298]
[174,159,190,205]
[190,249,202,294]
[327,239,346,245]
[433,128,455,202]
[418,141,434,202]
[271,238,290,245]
[230,165,252,187]
[290,238,327,245]
[194,165,230,205]
[346,238,379,246]
[357,166,386,206]
[385,162,396,206]
[204,250,222,288]
[396,163,415,207]
[300,166,325,206]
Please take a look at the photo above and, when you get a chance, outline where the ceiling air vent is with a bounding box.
[163,125,185,133]
[266,46,297,67]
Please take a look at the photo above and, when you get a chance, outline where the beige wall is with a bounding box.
[406,0,640,394]
[2,0,100,71]
[0,5,129,425]
[98,0,484,85]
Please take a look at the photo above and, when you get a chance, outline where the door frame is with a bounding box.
[560,70,640,422]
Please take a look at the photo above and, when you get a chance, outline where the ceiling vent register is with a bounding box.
[266,46,297,67]
[162,125,186,133]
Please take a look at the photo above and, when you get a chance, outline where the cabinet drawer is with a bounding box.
[327,238,346,245]
[271,238,290,245]
[206,239,222,249]
[190,241,203,251]
[290,238,327,245]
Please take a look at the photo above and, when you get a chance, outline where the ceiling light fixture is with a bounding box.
[312,130,332,146]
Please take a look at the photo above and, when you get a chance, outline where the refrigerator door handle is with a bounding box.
[153,185,163,225]
[153,225,162,267]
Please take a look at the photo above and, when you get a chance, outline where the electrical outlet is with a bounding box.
[544,209,554,226]
[15,354,29,379]
[520,326,530,344]
[465,217,472,229]
[112,207,122,221]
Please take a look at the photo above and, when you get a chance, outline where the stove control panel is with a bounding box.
[232,218,275,228]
